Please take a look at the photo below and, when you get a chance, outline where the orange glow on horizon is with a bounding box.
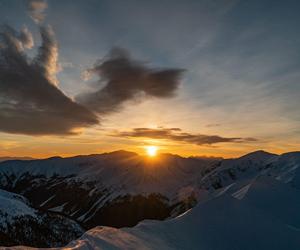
[1,134,299,160]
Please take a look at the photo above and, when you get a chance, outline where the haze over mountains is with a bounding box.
[0,150,299,249]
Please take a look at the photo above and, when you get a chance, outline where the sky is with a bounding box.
[0,0,299,158]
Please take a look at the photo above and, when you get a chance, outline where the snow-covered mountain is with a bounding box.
[0,150,300,249]
[199,150,278,190]
[0,189,83,247]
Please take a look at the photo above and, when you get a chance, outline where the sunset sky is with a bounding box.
[0,0,299,158]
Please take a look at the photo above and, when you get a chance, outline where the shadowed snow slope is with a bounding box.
[0,189,37,223]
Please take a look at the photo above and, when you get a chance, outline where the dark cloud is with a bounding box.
[76,48,184,114]
[0,26,185,136]
[112,127,257,145]
[0,25,98,135]
[27,0,48,24]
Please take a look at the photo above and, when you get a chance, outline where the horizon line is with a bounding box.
[1,149,297,162]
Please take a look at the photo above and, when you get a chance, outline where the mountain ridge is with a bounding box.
[1,149,291,163]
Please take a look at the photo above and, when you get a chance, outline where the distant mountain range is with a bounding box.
[0,150,299,248]
[0,157,34,162]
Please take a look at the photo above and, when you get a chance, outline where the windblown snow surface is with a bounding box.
[3,151,300,250]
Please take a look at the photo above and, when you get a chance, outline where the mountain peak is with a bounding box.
[103,150,139,158]
[239,150,277,161]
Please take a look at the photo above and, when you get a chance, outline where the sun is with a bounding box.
[146,146,158,157]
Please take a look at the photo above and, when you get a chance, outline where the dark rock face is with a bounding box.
[85,194,171,228]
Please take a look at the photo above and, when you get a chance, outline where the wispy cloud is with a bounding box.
[34,24,59,85]
[112,127,257,145]
[27,0,48,24]
[206,123,221,128]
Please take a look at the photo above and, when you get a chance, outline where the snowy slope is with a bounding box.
[6,175,300,250]
[0,189,37,226]
[199,150,278,190]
